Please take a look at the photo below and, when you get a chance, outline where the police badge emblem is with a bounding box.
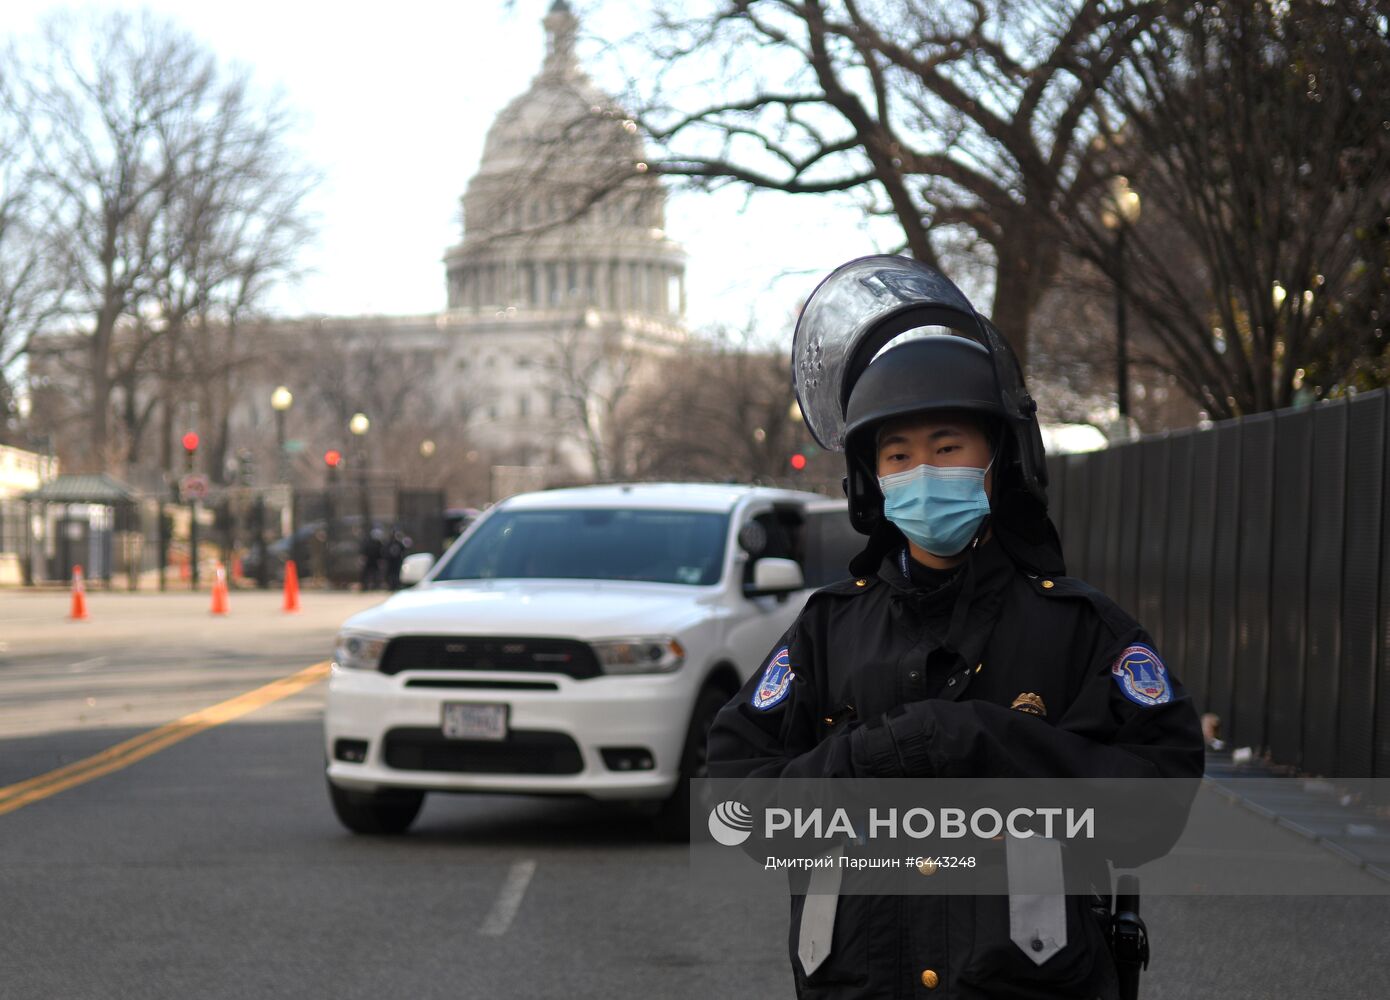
[1111,644,1172,706]
[1010,692,1047,717]
[751,647,794,710]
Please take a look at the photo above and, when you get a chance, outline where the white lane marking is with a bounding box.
[69,656,108,672]
[478,859,537,937]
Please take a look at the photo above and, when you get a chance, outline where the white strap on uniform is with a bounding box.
[796,843,844,976]
[1006,833,1068,965]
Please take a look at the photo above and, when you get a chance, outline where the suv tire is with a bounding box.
[328,779,425,835]
[652,685,729,841]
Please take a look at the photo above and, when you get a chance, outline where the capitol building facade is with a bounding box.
[231,1,688,496]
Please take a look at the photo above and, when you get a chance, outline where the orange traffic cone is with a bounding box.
[282,559,302,613]
[69,564,90,622]
[210,562,230,616]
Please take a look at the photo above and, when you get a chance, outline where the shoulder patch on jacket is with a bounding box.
[751,647,795,710]
[1111,644,1172,706]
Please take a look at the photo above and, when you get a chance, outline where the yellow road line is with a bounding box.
[0,661,330,817]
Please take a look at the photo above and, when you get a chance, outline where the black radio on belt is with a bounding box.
[1110,874,1150,1000]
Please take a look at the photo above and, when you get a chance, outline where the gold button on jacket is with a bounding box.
[919,969,939,989]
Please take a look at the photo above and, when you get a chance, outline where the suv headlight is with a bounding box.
[335,630,388,672]
[591,637,686,675]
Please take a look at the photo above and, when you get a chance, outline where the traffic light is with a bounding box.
[790,453,807,471]
[182,431,199,472]
[324,449,342,468]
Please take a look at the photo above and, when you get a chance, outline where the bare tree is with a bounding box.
[1027,250,1202,433]
[1068,0,1390,418]
[544,322,654,480]
[0,83,67,444]
[208,318,492,504]
[626,326,807,481]
[151,70,316,481]
[625,0,1157,366]
[4,10,317,469]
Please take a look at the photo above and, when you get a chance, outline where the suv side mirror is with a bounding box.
[746,557,804,596]
[400,552,434,586]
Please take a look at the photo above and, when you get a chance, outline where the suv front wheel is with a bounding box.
[328,779,425,835]
[652,685,729,841]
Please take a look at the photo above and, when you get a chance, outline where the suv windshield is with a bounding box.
[434,508,730,586]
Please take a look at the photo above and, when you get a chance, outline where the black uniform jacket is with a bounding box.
[706,538,1205,1000]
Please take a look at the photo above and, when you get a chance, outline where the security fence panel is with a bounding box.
[1046,453,1067,542]
[1184,429,1220,712]
[1136,437,1170,641]
[1233,413,1276,751]
[1341,393,1384,777]
[1062,453,1093,579]
[1101,446,1126,598]
[1162,432,1196,681]
[1116,441,1145,616]
[1304,400,1349,777]
[1268,407,1314,767]
[1379,397,1390,777]
[1207,421,1243,729]
[1086,448,1114,590]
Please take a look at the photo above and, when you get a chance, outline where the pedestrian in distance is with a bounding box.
[706,256,1204,1000]
[360,527,384,591]
[384,527,408,590]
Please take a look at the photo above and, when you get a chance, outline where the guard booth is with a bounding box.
[23,473,139,586]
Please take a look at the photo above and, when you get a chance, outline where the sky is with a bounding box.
[0,0,895,343]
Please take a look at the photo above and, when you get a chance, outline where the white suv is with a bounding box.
[323,483,859,836]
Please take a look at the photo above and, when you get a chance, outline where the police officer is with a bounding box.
[706,256,1204,999]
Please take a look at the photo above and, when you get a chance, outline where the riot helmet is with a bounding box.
[792,255,1062,575]
[841,335,1002,535]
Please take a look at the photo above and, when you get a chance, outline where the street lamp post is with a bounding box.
[182,431,201,588]
[323,450,342,586]
[1102,177,1142,429]
[271,387,293,483]
[270,385,295,555]
[349,412,370,527]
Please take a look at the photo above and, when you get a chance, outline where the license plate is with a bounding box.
[442,702,508,741]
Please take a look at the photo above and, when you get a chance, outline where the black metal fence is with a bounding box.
[1046,389,1390,780]
[10,481,447,591]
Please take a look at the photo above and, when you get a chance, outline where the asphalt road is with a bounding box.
[1,591,1387,999]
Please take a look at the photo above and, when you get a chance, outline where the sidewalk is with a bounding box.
[1203,750,1390,882]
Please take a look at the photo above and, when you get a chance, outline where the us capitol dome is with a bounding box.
[445,1,685,321]
[432,1,687,485]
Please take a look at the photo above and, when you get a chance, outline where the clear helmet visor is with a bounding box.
[791,254,1047,502]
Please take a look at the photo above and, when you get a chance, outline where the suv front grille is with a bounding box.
[379,636,601,679]
[383,728,583,775]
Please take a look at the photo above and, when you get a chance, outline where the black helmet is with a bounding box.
[791,255,1063,576]
[841,335,1005,533]
[843,336,1003,453]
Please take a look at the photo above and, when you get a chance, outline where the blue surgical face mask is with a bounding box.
[878,456,994,558]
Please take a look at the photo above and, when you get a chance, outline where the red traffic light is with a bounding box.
[181,431,199,453]
[790,453,807,471]
[324,449,342,468]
